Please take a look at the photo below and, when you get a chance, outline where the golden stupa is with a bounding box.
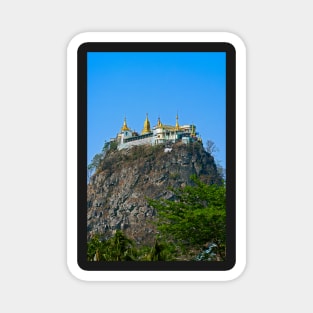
[141,113,151,134]
[121,117,130,131]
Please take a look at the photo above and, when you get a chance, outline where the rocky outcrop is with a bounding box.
[87,141,222,246]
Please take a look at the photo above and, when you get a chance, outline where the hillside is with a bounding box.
[87,141,223,246]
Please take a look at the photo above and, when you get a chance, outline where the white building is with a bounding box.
[116,114,200,150]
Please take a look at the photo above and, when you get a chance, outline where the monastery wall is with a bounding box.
[117,135,153,150]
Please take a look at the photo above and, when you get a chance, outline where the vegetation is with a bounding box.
[148,175,226,260]
[136,240,177,261]
[206,139,226,180]
[87,140,119,180]
[87,139,226,261]
[87,231,176,261]
[205,139,218,156]
[87,231,136,261]
[87,153,103,179]
[87,175,226,261]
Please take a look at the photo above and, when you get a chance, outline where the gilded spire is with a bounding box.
[141,113,151,134]
[175,114,179,130]
[121,117,130,131]
[157,116,162,128]
[191,124,196,135]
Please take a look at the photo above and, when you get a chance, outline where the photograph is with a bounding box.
[85,50,228,264]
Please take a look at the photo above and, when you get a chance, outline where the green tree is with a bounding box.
[105,230,136,261]
[87,234,106,261]
[87,141,114,180]
[102,140,110,154]
[87,231,136,261]
[87,153,103,180]
[138,239,177,261]
[148,175,226,260]
[108,141,118,152]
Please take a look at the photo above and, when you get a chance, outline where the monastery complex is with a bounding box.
[114,114,201,150]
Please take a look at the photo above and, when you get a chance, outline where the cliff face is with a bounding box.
[87,141,222,246]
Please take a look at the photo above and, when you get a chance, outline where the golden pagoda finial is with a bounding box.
[157,116,162,128]
[121,117,130,131]
[141,113,151,134]
[191,123,195,135]
[175,113,179,130]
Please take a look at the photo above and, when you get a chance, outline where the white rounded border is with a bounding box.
[67,32,246,281]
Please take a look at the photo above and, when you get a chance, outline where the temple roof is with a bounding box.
[141,113,151,134]
[121,117,130,131]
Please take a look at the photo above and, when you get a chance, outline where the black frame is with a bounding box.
[77,42,236,271]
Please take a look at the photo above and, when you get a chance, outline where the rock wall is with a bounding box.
[87,141,222,246]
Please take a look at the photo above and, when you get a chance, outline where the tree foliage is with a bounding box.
[87,231,136,261]
[87,231,175,261]
[137,240,177,261]
[88,153,103,172]
[87,141,117,180]
[148,175,226,260]
[87,176,226,261]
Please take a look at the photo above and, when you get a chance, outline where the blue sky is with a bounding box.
[87,52,226,169]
